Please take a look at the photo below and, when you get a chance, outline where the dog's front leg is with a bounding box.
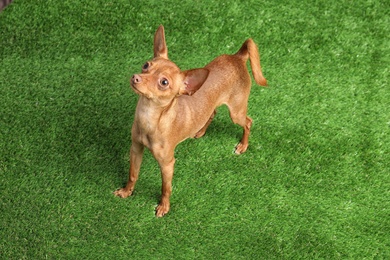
[155,154,175,217]
[114,142,144,198]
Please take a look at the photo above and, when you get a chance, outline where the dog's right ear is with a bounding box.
[154,25,168,59]
[180,68,209,95]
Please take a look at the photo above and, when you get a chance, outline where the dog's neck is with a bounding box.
[135,96,178,134]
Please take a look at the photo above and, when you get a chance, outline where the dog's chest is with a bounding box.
[133,108,162,147]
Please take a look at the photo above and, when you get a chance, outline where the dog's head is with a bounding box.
[131,25,209,105]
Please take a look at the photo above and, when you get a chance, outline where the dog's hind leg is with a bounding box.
[234,115,252,154]
[227,99,252,154]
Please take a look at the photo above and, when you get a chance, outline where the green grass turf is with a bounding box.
[1,0,389,258]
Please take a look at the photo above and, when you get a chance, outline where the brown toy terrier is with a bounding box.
[114,25,267,217]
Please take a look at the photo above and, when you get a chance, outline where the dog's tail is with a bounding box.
[237,39,267,86]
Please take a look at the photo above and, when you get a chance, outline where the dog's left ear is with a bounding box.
[180,68,209,95]
[154,25,168,59]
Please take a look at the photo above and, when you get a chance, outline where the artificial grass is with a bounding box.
[1,0,389,258]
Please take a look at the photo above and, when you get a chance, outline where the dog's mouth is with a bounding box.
[131,83,143,95]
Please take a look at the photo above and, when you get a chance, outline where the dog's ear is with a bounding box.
[180,68,209,95]
[154,25,168,59]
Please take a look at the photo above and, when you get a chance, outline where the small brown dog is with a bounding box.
[114,25,267,217]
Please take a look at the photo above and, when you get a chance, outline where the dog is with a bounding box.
[114,25,267,217]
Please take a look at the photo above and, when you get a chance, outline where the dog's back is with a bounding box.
[195,39,266,108]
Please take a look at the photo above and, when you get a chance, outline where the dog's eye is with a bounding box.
[158,78,169,91]
[160,78,169,86]
[142,62,150,71]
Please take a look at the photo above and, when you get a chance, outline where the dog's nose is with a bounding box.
[131,74,142,84]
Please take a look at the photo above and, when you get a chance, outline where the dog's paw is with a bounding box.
[113,188,133,198]
[155,203,170,217]
[234,142,248,154]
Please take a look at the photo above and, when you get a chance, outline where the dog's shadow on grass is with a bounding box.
[58,93,137,191]
[201,112,246,145]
